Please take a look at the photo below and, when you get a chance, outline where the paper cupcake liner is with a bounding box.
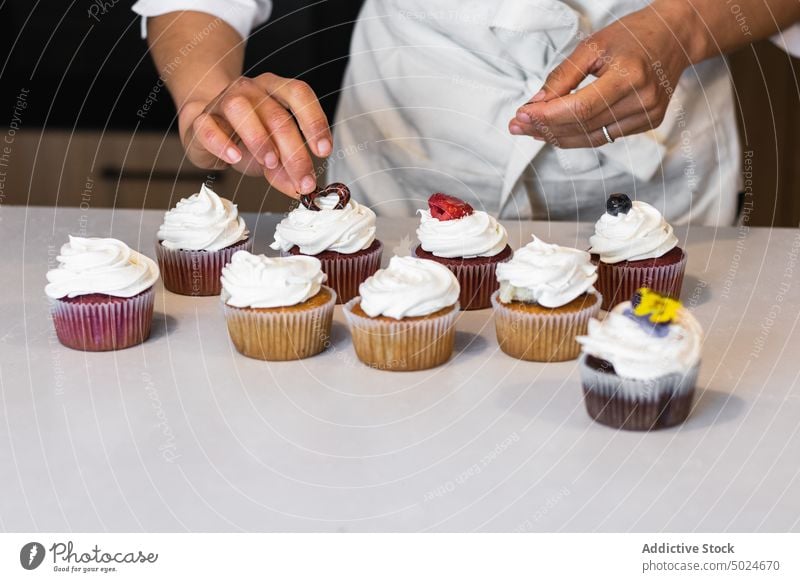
[156,238,253,296]
[412,250,510,311]
[596,251,687,310]
[343,298,460,371]
[51,287,155,352]
[579,355,699,430]
[312,241,383,304]
[222,286,336,361]
[490,290,602,362]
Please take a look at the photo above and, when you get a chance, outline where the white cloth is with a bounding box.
[133,0,800,225]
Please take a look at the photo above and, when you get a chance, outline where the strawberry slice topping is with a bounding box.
[428,193,474,221]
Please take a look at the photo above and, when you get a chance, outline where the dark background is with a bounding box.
[0,1,798,225]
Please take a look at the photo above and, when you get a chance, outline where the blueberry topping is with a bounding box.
[606,193,632,216]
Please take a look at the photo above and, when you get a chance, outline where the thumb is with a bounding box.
[525,42,598,106]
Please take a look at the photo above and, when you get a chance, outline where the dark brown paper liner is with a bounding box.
[156,238,253,296]
[51,287,155,351]
[222,286,336,361]
[412,249,511,311]
[342,298,460,371]
[595,251,687,310]
[491,291,602,362]
[579,356,699,430]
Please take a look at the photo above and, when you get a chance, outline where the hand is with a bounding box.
[508,4,695,148]
[178,74,332,196]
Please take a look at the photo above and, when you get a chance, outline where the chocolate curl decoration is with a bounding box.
[300,182,351,211]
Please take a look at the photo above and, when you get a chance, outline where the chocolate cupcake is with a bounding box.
[491,236,601,362]
[413,193,511,310]
[156,183,251,296]
[343,256,460,371]
[221,252,336,361]
[589,194,686,310]
[577,289,703,430]
[46,236,159,351]
[270,183,382,304]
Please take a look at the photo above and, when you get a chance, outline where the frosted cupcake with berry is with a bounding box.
[491,236,601,362]
[343,256,460,371]
[271,183,382,304]
[577,288,703,430]
[221,251,335,361]
[156,183,251,296]
[414,193,510,310]
[46,236,159,351]
[589,194,686,310]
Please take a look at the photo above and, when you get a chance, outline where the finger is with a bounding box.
[516,42,598,122]
[255,74,332,158]
[517,90,652,138]
[263,165,302,199]
[519,72,630,129]
[215,93,280,170]
[551,112,653,149]
[189,112,242,166]
[257,97,317,194]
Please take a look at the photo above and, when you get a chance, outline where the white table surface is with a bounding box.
[1,206,799,533]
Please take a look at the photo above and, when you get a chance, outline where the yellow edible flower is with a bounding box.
[633,288,681,324]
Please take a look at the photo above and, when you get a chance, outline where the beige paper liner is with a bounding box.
[342,298,460,371]
[579,355,700,430]
[222,286,336,361]
[51,287,155,351]
[596,251,687,310]
[156,238,253,296]
[490,290,602,362]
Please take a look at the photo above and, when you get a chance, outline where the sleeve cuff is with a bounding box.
[771,23,800,59]
[132,0,272,41]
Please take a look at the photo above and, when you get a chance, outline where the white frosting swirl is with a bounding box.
[496,236,598,308]
[416,209,508,258]
[577,301,703,379]
[158,183,248,251]
[221,251,326,308]
[589,201,678,263]
[270,196,376,255]
[45,236,159,299]
[358,256,460,319]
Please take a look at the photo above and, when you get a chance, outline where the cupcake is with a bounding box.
[577,289,703,430]
[270,183,382,304]
[589,194,686,310]
[491,236,601,362]
[221,251,336,361]
[413,193,511,310]
[156,182,251,296]
[343,256,460,371]
[46,236,159,351]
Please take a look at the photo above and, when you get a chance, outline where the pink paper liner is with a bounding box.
[412,248,511,311]
[222,286,336,361]
[51,287,155,351]
[579,355,699,430]
[490,290,602,362]
[596,251,687,310]
[156,238,253,296]
[343,297,460,371]
[283,241,383,305]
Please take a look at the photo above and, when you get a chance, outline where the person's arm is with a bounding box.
[147,11,331,195]
[509,0,800,148]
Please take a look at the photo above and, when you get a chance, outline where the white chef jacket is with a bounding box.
[133,0,800,225]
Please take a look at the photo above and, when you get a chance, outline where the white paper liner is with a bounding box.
[579,355,700,430]
[156,238,253,296]
[342,297,460,371]
[221,286,336,361]
[491,290,602,362]
[596,250,687,310]
[51,287,155,351]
